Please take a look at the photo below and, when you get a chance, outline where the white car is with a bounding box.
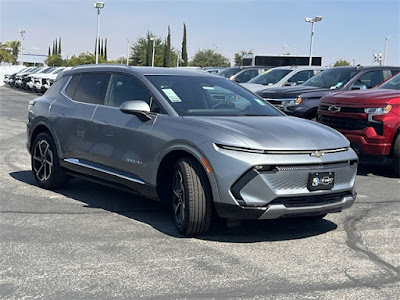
[26,67,55,90]
[42,67,72,92]
[241,66,326,93]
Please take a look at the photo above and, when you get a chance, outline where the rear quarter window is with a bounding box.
[66,73,111,104]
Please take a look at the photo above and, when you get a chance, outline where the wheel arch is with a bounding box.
[29,120,61,157]
[155,146,220,205]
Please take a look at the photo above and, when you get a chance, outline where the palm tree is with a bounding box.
[5,40,21,64]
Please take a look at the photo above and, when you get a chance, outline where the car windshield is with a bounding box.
[146,75,284,117]
[379,73,400,90]
[248,69,292,85]
[302,68,359,89]
[219,67,241,78]
[52,68,65,74]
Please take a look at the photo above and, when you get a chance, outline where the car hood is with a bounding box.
[183,116,349,150]
[256,86,331,98]
[321,89,399,106]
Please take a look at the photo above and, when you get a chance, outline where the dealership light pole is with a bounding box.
[19,29,25,66]
[94,1,105,64]
[126,39,130,65]
[383,35,397,65]
[305,16,322,66]
[150,37,155,67]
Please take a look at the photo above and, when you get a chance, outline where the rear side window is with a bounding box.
[66,73,110,104]
[288,70,315,85]
[354,71,384,89]
[64,75,81,99]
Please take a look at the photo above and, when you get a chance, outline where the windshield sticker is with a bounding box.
[162,88,182,102]
[262,69,273,74]
[254,98,266,106]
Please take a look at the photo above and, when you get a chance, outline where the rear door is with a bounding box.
[51,72,110,161]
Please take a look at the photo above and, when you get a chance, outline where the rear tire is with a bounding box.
[31,132,68,189]
[393,134,400,177]
[171,157,212,236]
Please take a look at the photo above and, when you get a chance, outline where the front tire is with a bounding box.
[31,132,68,189]
[172,157,212,236]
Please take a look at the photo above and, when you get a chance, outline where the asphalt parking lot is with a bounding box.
[0,86,399,299]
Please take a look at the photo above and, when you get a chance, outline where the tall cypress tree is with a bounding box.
[100,39,104,57]
[48,46,51,56]
[166,26,171,67]
[104,38,107,60]
[97,37,101,59]
[181,23,188,66]
[54,39,58,56]
[58,37,62,55]
[163,39,168,67]
[52,41,55,55]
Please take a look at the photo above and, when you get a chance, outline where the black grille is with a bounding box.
[320,115,367,130]
[267,100,282,105]
[320,105,364,113]
[270,192,351,208]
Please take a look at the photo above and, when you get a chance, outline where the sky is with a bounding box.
[0,0,399,66]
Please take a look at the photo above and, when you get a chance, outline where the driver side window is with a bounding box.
[105,74,151,107]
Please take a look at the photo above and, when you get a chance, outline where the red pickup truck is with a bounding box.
[317,73,400,176]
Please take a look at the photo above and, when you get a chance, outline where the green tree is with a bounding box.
[191,49,230,67]
[163,26,171,67]
[67,51,106,66]
[234,50,253,66]
[104,38,107,60]
[48,46,51,56]
[334,59,350,66]
[45,54,64,67]
[181,23,188,66]
[0,42,13,64]
[58,37,62,55]
[130,31,163,66]
[54,39,58,56]
[4,40,21,64]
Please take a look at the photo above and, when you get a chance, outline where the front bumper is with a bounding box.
[215,193,356,220]
[200,143,358,220]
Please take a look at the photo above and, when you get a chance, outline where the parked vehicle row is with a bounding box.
[256,66,399,119]
[3,66,69,93]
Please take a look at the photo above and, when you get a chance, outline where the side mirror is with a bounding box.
[119,100,151,121]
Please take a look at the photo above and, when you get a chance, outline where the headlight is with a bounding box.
[364,105,392,114]
[285,97,302,107]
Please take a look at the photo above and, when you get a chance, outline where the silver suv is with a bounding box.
[27,65,358,235]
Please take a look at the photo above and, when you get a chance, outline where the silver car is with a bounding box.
[27,65,358,235]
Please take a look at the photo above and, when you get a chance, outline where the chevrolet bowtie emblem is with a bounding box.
[328,105,341,112]
[310,150,324,158]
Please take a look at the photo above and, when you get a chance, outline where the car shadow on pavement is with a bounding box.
[10,170,338,243]
[357,159,397,178]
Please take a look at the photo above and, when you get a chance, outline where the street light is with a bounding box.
[305,16,322,66]
[94,1,105,64]
[383,35,397,65]
[19,29,25,66]
[150,37,155,67]
[126,39,130,65]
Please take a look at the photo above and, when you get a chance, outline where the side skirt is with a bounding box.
[61,158,159,200]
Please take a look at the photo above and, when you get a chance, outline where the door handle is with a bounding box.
[93,120,108,125]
